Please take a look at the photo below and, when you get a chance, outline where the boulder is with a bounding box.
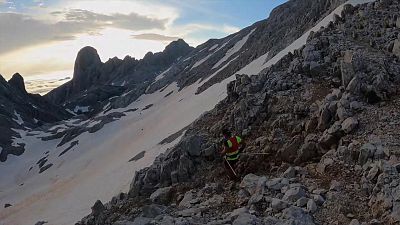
[296,197,309,207]
[149,186,173,205]
[282,167,296,178]
[296,141,318,163]
[282,206,315,225]
[349,219,360,225]
[271,198,289,211]
[141,204,167,218]
[232,213,261,225]
[240,174,260,195]
[341,117,358,133]
[307,199,318,213]
[358,143,376,165]
[181,135,204,157]
[266,178,287,191]
[279,135,302,162]
[282,187,306,202]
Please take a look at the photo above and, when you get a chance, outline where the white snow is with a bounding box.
[190,53,213,70]
[237,52,270,75]
[183,56,192,62]
[10,128,25,147]
[209,44,218,51]
[212,28,256,69]
[154,66,172,82]
[13,111,23,125]
[66,109,77,116]
[201,55,239,85]
[238,0,376,75]
[48,124,68,132]
[73,106,90,113]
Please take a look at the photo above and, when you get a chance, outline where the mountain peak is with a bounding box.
[8,73,27,94]
[72,46,102,92]
[74,46,102,73]
[164,39,191,52]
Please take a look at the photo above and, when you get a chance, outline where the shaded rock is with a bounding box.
[266,178,287,191]
[279,135,302,162]
[329,180,342,192]
[4,203,12,208]
[232,213,261,225]
[393,39,400,58]
[150,186,173,205]
[8,73,27,94]
[240,174,260,195]
[307,199,318,213]
[271,198,288,211]
[312,194,325,205]
[296,197,309,207]
[358,143,376,165]
[91,200,105,216]
[349,219,360,225]
[341,51,355,87]
[141,204,167,218]
[283,187,306,202]
[341,117,358,133]
[282,206,315,225]
[282,166,296,178]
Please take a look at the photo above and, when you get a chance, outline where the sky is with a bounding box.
[0,0,287,91]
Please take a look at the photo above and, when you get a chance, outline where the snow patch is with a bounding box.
[191,54,213,70]
[73,106,90,113]
[13,111,24,125]
[237,52,270,75]
[201,55,239,84]
[154,66,172,82]
[212,28,256,69]
[209,44,218,51]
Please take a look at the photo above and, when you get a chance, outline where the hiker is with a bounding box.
[220,129,245,180]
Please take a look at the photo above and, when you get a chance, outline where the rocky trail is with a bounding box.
[75,1,400,225]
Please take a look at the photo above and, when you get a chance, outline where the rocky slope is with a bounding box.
[76,1,400,225]
[0,73,71,162]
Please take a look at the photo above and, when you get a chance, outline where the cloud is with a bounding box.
[0,9,168,54]
[131,33,179,41]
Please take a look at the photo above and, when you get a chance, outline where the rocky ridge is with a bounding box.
[76,1,400,225]
[0,73,71,161]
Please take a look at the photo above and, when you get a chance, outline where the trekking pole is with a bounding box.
[224,157,238,177]
[242,152,270,155]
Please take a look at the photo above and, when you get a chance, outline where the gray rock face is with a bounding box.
[149,187,173,205]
